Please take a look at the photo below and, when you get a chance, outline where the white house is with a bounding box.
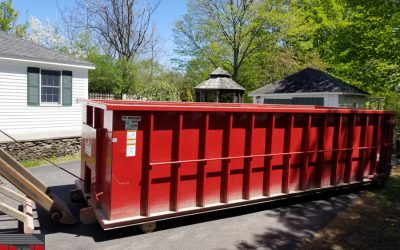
[249,68,369,108]
[0,32,95,142]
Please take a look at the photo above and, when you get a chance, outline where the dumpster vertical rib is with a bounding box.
[384,116,395,167]
[300,114,311,190]
[170,112,182,211]
[370,115,382,175]
[378,117,388,172]
[344,114,355,183]
[221,112,232,203]
[141,112,154,216]
[282,114,293,194]
[316,114,327,188]
[196,112,208,207]
[263,113,275,196]
[331,114,342,186]
[357,115,369,181]
[243,113,255,200]
[379,116,392,173]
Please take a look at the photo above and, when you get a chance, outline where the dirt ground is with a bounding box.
[300,164,400,250]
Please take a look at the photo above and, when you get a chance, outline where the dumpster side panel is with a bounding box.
[81,101,396,228]
[149,112,174,214]
[204,112,224,205]
[289,114,303,192]
[270,114,285,194]
[322,115,334,187]
[108,111,147,220]
[228,112,247,201]
[178,112,201,210]
[337,115,348,184]
[249,113,268,198]
[363,115,375,176]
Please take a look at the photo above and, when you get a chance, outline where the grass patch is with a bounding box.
[19,153,80,168]
[300,165,400,250]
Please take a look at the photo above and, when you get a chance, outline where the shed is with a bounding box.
[0,32,95,142]
[249,68,369,108]
[195,67,245,103]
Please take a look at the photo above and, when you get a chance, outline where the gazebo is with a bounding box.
[194,67,245,103]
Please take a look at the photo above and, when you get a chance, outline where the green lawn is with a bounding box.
[19,153,80,168]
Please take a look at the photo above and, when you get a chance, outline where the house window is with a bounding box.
[27,67,73,106]
[292,97,324,106]
[263,98,292,105]
[263,97,324,106]
[41,70,61,103]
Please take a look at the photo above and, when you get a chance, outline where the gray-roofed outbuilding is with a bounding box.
[195,67,245,103]
[249,67,368,96]
[0,32,94,68]
[249,68,369,108]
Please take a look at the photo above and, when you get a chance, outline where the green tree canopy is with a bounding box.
[299,0,400,94]
[0,0,26,36]
[174,0,285,81]
[173,0,327,100]
[136,81,180,101]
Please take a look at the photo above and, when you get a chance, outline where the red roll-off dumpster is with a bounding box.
[77,100,396,230]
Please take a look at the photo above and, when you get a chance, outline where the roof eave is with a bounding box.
[0,54,95,69]
[195,87,245,91]
[249,91,370,96]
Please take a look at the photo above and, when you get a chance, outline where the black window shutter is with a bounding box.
[27,67,40,106]
[62,71,73,106]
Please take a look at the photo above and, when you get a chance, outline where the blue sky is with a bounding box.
[12,0,188,65]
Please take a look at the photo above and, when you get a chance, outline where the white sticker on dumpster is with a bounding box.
[127,130,136,140]
[127,139,136,145]
[126,130,137,157]
[126,145,136,157]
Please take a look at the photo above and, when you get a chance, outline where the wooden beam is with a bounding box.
[0,200,34,234]
[0,149,48,193]
[0,148,75,224]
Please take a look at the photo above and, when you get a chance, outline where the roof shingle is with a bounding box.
[195,67,245,91]
[249,68,368,96]
[0,32,94,67]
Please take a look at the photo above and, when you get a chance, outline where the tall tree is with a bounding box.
[299,0,400,94]
[64,0,160,60]
[63,0,160,97]
[0,0,26,36]
[174,0,284,80]
[174,0,326,100]
[27,17,67,50]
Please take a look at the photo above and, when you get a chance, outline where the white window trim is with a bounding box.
[39,69,63,107]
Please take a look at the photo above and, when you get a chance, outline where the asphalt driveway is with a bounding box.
[0,160,361,250]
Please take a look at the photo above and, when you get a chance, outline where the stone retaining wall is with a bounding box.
[0,137,81,161]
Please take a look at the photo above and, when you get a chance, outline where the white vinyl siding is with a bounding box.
[251,92,367,108]
[0,59,88,142]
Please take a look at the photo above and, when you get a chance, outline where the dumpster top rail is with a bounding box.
[79,99,396,115]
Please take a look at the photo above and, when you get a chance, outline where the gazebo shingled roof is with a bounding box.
[194,67,245,91]
[194,67,245,103]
